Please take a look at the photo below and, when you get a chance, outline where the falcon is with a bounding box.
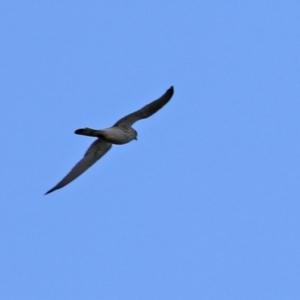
[45,86,174,195]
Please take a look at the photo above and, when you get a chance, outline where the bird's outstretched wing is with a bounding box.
[114,86,174,127]
[45,139,112,195]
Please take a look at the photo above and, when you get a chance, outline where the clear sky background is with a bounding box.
[1,1,300,299]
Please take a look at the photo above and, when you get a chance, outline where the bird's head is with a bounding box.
[133,129,138,140]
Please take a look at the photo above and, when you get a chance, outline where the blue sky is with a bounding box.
[1,1,300,299]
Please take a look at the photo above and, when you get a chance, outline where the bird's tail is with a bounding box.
[74,127,103,138]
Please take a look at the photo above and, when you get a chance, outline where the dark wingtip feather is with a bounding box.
[44,188,54,195]
[44,185,61,195]
[168,86,174,96]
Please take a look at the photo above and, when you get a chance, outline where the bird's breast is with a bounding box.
[100,127,135,145]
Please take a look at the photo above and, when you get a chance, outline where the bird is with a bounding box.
[45,86,174,195]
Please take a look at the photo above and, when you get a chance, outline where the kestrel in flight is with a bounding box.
[45,86,174,195]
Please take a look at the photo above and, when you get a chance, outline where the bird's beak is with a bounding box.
[135,137,138,141]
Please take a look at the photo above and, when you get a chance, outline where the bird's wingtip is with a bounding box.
[168,86,174,94]
[44,188,55,195]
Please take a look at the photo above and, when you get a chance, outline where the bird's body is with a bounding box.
[45,86,174,195]
[75,126,137,145]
